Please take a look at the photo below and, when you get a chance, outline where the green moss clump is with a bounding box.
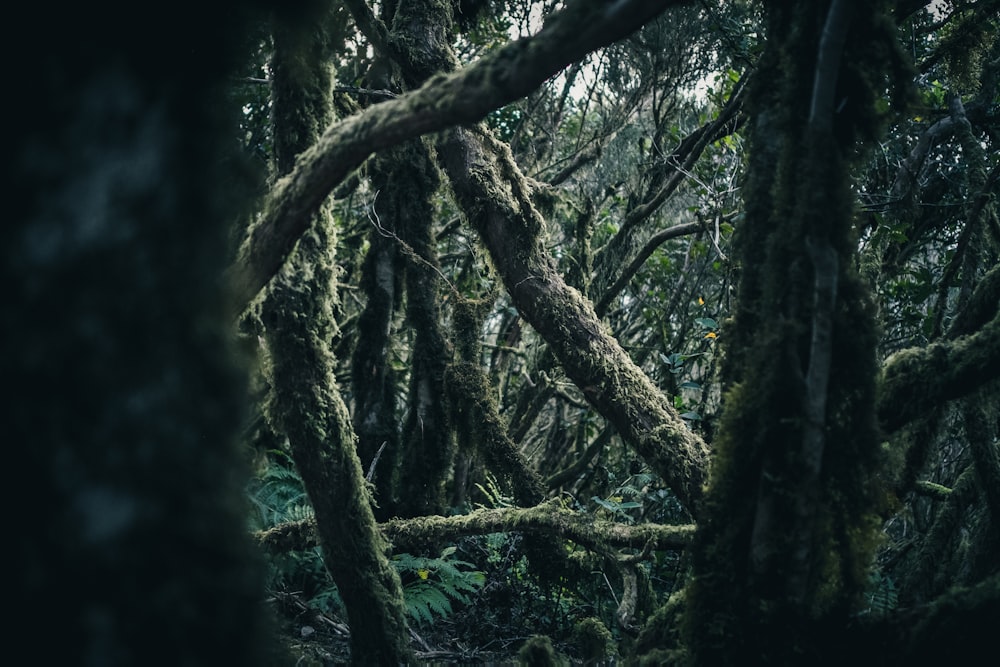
[573,616,616,664]
[518,635,566,667]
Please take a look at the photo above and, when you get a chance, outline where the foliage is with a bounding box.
[392,547,486,625]
[859,570,899,620]
[249,453,484,624]
[246,449,314,532]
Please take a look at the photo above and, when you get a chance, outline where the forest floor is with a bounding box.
[272,597,539,665]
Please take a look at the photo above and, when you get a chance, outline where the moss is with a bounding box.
[633,592,688,666]
[437,126,710,516]
[365,138,456,518]
[573,616,616,664]
[259,9,412,663]
[897,573,1000,663]
[518,635,567,666]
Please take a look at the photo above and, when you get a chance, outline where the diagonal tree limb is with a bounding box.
[592,78,746,301]
[595,221,701,316]
[227,0,692,311]
[438,126,711,518]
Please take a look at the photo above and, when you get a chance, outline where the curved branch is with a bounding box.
[227,0,692,310]
[594,80,745,272]
[595,221,700,316]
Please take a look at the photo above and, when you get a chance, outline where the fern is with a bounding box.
[393,546,486,625]
[861,570,898,618]
[474,471,513,509]
[246,451,313,531]
[248,456,486,626]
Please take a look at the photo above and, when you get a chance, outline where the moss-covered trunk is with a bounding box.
[256,9,411,663]
[683,1,902,663]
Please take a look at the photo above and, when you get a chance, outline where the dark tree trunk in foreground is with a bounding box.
[8,1,277,664]
[684,1,904,663]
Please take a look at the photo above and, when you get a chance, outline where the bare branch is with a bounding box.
[595,221,701,316]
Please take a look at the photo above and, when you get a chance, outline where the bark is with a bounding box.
[438,126,711,518]
[353,0,711,518]
[259,222,412,665]
[9,3,276,663]
[350,225,401,517]
[685,2,891,663]
[447,360,548,506]
[394,141,456,518]
[229,0,693,311]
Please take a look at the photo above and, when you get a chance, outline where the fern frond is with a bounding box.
[392,546,486,625]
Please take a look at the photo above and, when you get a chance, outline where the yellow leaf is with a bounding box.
[704,331,717,339]
[417,569,430,580]
[698,296,705,305]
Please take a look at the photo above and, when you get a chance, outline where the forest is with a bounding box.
[9,0,999,665]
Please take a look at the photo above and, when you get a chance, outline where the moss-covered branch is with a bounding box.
[447,360,548,506]
[227,0,692,310]
[878,309,1000,433]
[383,503,695,554]
[438,126,710,518]
[880,573,1000,664]
[254,504,695,555]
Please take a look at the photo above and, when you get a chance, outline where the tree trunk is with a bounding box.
[684,2,894,663]
[255,9,411,663]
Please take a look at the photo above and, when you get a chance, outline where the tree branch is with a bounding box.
[227,0,692,311]
[878,310,1000,433]
[439,126,710,517]
[595,221,701,316]
[592,78,745,302]
[254,503,696,555]
[809,0,852,133]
